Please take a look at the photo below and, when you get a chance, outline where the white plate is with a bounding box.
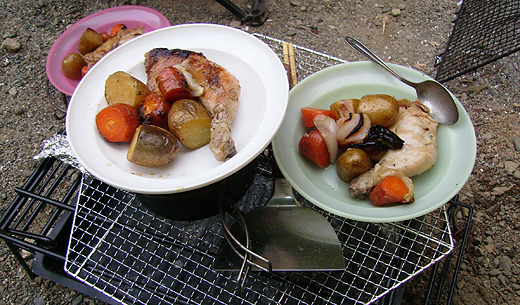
[66,24,289,194]
[272,61,476,223]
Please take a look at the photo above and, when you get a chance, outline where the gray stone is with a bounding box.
[391,8,402,16]
[33,297,44,305]
[514,137,520,152]
[8,87,18,97]
[482,132,493,140]
[71,294,83,305]
[489,269,502,276]
[504,161,519,172]
[497,274,507,286]
[490,276,500,286]
[229,21,241,28]
[498,256,512,272]
[1,38,21,53]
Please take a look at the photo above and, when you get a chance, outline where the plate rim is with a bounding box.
[46,5,171,96]
[272,61,476,223]
[66,23,289,195]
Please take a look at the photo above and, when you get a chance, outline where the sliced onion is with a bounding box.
[337,113,360,142]
[336,99,355,117]
[337,113,371,145]
[313,114,338,163]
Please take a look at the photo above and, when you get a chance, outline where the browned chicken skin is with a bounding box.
[144,48,240,161]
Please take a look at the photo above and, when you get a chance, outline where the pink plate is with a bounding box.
[46,5,170,96]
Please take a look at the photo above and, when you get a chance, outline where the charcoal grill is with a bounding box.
[435,0,520,82]
[0,35,473,305]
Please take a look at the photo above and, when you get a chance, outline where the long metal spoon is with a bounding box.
[345,36,459,125]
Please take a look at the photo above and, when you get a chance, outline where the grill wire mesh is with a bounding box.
[65,35,455,305]
[435,0,520,82]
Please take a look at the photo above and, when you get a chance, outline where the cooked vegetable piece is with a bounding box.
[368,175,409,206]
[336,148,373,183]
[157,67,193,103]
[61,53,86,80]
[95,103,139,143]
[168,99,211,149]
[81,65,89,78]
[105,71,151,109]
[110,23,127,37]
[357,94,400,127]
[298,128,330,168]
[364,125,405,149]
[330,99,359,120]
[100,31,110,42]
[344,125,405,160]
[139,93,171,129]
[301,107,335,128]
[127,125,179,167]
[77,28,104,55]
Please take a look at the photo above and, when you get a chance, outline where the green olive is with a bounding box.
[61,53,86,80]
[336,148,373,183]
[357,94,400,127]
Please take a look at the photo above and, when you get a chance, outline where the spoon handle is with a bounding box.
[344,36,417,88]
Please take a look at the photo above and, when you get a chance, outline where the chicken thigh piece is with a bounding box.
[349,99,438,200]
[145,48,240,161]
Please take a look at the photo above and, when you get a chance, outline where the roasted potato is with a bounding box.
[127,125,179,167]
[77,28,104,55]
[357,94,400,127]
[336,148,373,183]
[168,99,211,149]
[105,71,151,109]
[61,53,86,80]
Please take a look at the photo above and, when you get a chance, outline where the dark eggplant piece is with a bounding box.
[365,124,405,149]
[344,125,404,160]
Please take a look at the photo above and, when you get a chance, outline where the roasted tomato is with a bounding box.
[138,93,172,130]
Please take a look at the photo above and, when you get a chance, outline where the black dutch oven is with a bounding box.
[135,157,259,221]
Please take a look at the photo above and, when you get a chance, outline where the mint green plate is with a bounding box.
[272,61,476,223]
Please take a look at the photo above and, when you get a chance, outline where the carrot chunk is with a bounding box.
[369,175,409,206]
[96,103,139,143]
[81,65,88,78]
[298,128,330,168]
[110,23,127,37]
[301,107,335,128]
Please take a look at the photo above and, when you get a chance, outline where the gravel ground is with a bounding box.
[1,0,520,304]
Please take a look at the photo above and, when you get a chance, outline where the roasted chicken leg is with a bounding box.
[144,48,240,161]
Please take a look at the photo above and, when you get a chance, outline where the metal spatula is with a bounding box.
[214,178,345,274]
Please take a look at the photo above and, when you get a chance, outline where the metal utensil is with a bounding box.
[344,36,459,125]
[214,178,345,275]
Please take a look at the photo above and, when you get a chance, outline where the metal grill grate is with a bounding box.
[65,36,455,305]
[435,0,520,82]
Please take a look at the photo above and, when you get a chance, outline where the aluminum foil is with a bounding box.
[33,134,87,173]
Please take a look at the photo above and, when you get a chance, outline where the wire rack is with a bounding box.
[435,0,520,83]
[65,35,455,305]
